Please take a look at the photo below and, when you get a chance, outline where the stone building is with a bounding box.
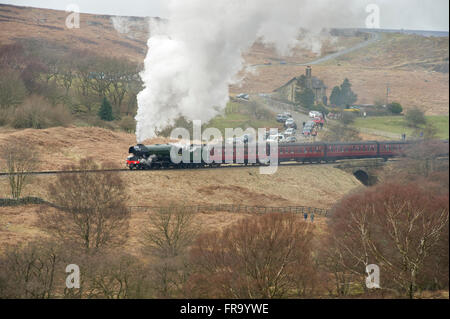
[274,66,328,105]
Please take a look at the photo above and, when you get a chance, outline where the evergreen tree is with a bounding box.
[296,88,315,109]
[98,97,114,121]
[339,78,358,107]
[330,86,342,106]
[297,75,307,89]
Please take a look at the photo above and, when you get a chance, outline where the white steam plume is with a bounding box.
[136,0,367,142]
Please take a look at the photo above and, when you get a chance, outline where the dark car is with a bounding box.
[277,114,289,123]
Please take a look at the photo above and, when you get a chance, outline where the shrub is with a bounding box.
[405,107,426,128]
[119,116,136,133]
[0,107,12,126]
[11,96,72,129]
[0,68,27,109]
[388,102,403,114]
[341,111,358,125]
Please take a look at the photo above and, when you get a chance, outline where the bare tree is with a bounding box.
[401,141,449,178]
[326,181,449,298]
[143,205,197,258]
[40,158,130,252]
[321,122,361,142]
[0,138,40,199]
[187,213,315,299]
[0,240,65,299]
[80,252,151,299]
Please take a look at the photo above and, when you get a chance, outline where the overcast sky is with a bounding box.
[1,0,449,31]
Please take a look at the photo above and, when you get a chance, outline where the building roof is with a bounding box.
[274,75,327,93]
[310,77,327,89]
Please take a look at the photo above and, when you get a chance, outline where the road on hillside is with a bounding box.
[255,96,315,142]
[251,32,381,68]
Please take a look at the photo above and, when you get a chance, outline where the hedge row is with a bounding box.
[0,197,49,207]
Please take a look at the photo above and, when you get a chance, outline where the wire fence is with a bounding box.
[129,204,330,217]
[0,198,331,218]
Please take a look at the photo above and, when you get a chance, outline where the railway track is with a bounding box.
[0,158,401,178]
[0,160,360,177]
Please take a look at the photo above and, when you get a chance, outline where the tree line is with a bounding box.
[0,40,142,131]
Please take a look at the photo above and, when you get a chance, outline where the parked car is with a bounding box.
[284,128,296,137]
[309,111,322,118]
[302,121,316,136]
[276,114,289,123]
[286,136,297,143]
[267,134,286,143]
[285,118,296,128]
[236,93,250,100]
[280,61,287,65]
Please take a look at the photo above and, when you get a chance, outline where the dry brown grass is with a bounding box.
[0,4,148,62]
[231,64,449,115]
[0,126,175,171]
[0,205,330,257]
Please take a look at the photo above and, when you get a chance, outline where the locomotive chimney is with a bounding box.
[306,66,312,78]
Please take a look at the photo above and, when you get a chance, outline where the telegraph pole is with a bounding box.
[386,83,390,106]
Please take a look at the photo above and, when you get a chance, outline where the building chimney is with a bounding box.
[306,66,312,78]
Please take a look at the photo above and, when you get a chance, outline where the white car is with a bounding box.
[309,111,322,118]
[267,134,286,143]
[284,128,296,137]
[285,118,296,127]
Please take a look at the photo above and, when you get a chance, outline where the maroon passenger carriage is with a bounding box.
[208,141,416,165]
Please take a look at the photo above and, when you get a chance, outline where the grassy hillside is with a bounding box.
[353,115,449,139]
[0,3,149,61]
[330,33,449,72]
[205,100,281,135]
